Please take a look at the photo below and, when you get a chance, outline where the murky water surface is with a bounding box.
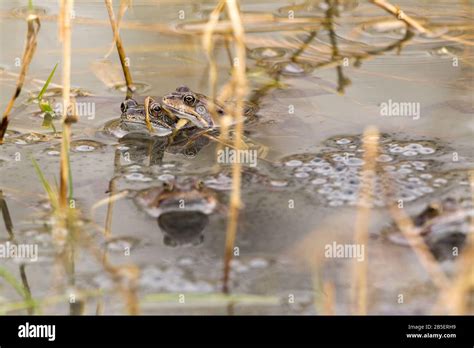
[0,0,472,314]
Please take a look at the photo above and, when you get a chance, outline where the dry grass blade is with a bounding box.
[91,190,129,218]
[144,96,153,132]
[203,0,226,104]
[322,281,335,315]
[19,264,35,315]
[0,190,15,240]
[350,126,379,315]
[104,0,134,97]
[369,0,474,46]
[369,0,429,34]
[0,14,40,143]
[104,0,131,59]
[221,0,248,294]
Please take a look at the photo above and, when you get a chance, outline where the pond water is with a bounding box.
[0,0,472,314]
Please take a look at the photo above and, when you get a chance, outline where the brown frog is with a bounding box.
[134,177,218,246]
[161,86,226,129]
[119,97,177,131]
[162,86,258,129]
[385,196,474,261]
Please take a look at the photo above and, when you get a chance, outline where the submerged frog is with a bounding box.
[134,177,218,246]
[385,196,474,261]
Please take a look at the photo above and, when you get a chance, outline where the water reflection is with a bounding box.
[159,211,208,247]
[133,177,218,247]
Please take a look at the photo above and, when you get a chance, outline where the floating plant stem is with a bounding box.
[142,293,279,307]
[104,0,134,98]
[0,14,40,143]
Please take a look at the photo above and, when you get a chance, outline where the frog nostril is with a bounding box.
[121,98,138,113]
[120,102,127,113]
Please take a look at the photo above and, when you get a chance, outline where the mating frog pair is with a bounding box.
[118,86,231,135]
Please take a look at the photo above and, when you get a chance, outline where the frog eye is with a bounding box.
[121,99,138,113]
[150,102,162,115]
[217,109,224,116]
[183,94,196,106]
[196,105,207,115]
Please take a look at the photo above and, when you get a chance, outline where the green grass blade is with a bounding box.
[142,292,280,307]
[0,266,27,299]
[0,266,37,313]
[31,157,58,209]
[37,63,58,101]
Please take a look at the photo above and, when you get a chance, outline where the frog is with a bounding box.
[133,177,218,246]
[385,196,474,261]
[161,86,226,129]
[118,97,178,134]
[103,97,170,138]
[162,86,258,129]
